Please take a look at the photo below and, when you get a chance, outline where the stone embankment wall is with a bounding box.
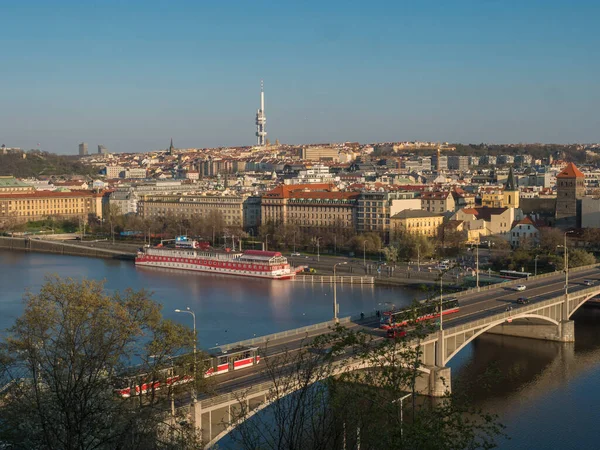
[0,237,135,260]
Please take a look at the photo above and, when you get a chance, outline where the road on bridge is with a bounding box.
[189,266,600,401]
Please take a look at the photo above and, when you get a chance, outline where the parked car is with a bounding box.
[291,252,301,257]
[584,280,594,286]
[514,285,527,292]
[516,297,529,305]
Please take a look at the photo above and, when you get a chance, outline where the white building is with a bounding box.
[510,217,540,247]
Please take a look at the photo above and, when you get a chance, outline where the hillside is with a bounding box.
[0,151,98,178]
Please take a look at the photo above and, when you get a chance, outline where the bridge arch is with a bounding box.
[568,289,600,319]
[204,358,431,448]
[444,313,560,365]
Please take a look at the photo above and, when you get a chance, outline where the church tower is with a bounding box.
[555,162,585,228]
[503,166,519,208]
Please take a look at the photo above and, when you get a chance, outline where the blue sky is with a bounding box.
[1,0,599,153]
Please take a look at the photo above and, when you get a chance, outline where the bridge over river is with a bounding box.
[176,263,600,448]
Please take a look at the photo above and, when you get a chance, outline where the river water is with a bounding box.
[1,249,599,449]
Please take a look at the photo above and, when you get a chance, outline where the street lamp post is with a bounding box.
[317,237,322,262]
[174,307,197,404]
[333,262,348,323]
[150,355,175,417]
[293,231,296,254]
[439,270,445,332]
[534,255,539,277]
[564,231,574,296]
[363,240,366,267]
[392,393,412,439]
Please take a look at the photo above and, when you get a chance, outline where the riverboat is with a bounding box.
[135,237,298,280]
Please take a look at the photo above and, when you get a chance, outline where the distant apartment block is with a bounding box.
[78,142,88,156]
[98,145,108,154]
[105,166,125,178]
[447,155,469,171]
[300,147,340,162]
[431,154,448,172]
[124,168,147,179]
[479,155,496,166]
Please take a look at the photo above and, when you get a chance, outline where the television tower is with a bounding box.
[255,80,267,146]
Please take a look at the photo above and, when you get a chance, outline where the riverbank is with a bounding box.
[0,237,465,289]
[0,236,135,260]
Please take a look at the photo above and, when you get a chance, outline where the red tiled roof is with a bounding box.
[0,190,102,199]
[556,162,584,179]
[263,183,335,198]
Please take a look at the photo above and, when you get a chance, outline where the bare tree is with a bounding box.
[0,276,205,450]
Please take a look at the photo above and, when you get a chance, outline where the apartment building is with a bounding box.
[261,183,358,229]
[421,191,455,213]
[137,193,258,229]
[447,155,469,171]
[356,191,421,240]
[0,190,103,224]
[300,147,340,162]
[390,210,444,239]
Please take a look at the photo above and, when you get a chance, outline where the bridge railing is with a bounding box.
[445,284,600,337]
[451,262,600,299]
[214,316,353,352]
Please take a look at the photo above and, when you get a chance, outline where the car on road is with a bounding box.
[514,285,527,292]
[291,252,301,257]
[516,297,529,305]
[441,259,450,265]
[584,280,594,286]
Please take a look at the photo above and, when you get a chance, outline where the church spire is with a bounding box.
[505,166,516,191]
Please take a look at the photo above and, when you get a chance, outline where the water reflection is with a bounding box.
[451,307,600,449]
[0,250,413,349]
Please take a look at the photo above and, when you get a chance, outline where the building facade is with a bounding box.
[137,193,254,230]
[0,190,103,225]
[78,142,88,156]
[261,184,357,229]
[390,210,444,239]
[421,191,455,213]
[357,191,421,239]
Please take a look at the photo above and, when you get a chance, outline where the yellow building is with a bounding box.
[390,209,444,239]
[0,190,103,225]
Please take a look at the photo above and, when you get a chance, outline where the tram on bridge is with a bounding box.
[379,298,460,331]
[114,346,260,398]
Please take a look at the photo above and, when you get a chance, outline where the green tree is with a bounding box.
[568,249,596,268]
[383,245,399,264]
[0,276,203,450]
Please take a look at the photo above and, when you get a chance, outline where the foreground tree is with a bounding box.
[0,276,203,450]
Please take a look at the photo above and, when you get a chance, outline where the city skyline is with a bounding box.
[1,0,599,154]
